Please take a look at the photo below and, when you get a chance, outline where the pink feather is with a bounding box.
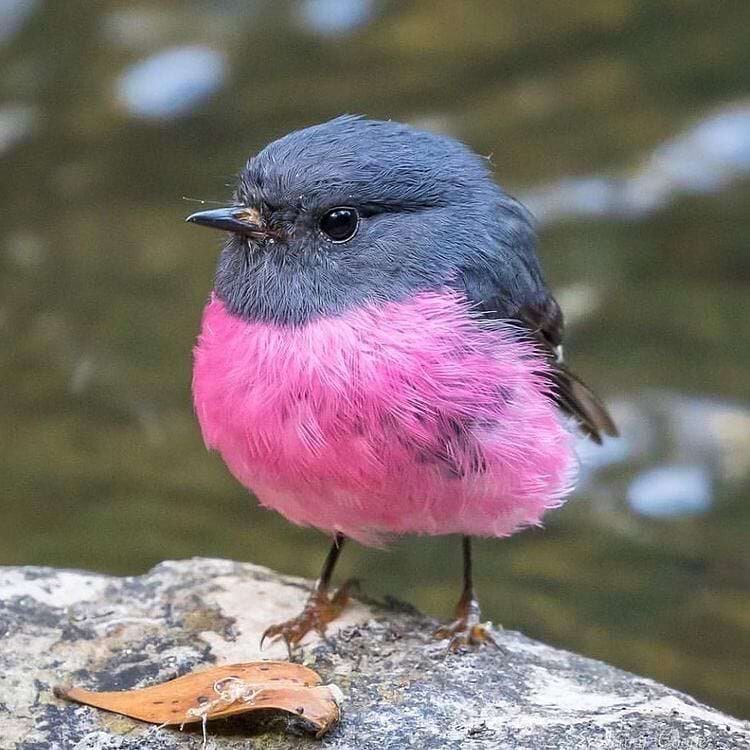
[193,291,576,545]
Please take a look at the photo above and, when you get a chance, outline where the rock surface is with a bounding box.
[0,559,747,750]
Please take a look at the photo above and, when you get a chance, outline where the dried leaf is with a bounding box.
[55,661,341,737]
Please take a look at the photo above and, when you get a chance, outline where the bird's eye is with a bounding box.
[319,207,359,243]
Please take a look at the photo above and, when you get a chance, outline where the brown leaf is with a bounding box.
[54,661,341,737]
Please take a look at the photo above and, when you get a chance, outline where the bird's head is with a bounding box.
[187,115,536,325]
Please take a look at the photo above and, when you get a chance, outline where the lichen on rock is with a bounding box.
[1,559,748,749]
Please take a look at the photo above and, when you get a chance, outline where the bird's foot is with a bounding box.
[434,618,496,651]
[260,579,356,656]
[433,594,497,651]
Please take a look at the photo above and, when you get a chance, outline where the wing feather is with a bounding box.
[516,296,618,444]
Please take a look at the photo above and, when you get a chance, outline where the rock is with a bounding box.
[520,102,750,224]
[297,0,377,36]
[627,464,712,518]
[1,559,747,749]
[0,0,40,46]
[115,46,226,120]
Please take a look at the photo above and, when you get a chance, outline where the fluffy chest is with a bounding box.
[192,291,558,474]
[192,292,576,541]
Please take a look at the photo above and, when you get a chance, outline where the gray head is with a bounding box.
[187,115,542,325]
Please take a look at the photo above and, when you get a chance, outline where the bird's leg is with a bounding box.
[434,536,496,650]
[261,533,354,654]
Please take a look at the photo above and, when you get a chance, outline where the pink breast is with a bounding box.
[192,291,576,545]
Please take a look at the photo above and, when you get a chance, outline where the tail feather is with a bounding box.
[550,363,618,444]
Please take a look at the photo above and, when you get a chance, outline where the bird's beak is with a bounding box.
[185,206,266,239]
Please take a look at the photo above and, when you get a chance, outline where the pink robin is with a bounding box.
[187,116,616,651]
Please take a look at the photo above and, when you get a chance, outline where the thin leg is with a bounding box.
[462,535,474,604]
[317,532,345,594]
[261,533,355,654]
[434,536,496,650]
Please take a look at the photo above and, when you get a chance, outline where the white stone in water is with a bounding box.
[645,104,750,193]
[665,394,750,482]
[116,46,226,120]
[298,0,375,35]
[1,558,747,749]
[0,0,39,45]
[522,101,750,226]
[627,464,712,518]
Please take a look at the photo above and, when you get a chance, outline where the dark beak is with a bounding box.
[185,206,265,238]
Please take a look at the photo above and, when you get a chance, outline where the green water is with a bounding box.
[1,0,748,718]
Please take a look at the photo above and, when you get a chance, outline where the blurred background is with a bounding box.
[1,0,748,718]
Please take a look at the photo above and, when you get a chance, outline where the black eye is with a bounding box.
[319,207,359,243]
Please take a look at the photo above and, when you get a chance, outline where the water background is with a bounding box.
[1,0,748,717]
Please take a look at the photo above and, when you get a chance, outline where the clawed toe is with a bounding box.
[260,578,356,655]
[434,570,498,652]
[434,619,497,651]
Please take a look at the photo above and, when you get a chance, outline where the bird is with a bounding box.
[187,115,617,651]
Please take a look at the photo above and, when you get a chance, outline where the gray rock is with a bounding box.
[1,559,747,749]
